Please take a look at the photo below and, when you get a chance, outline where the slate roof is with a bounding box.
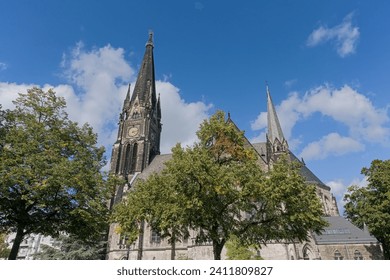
[136,142,331,191]
[312,216,378,244]
[251,142,267,157]
[251,142,330,190]
[289,152,330,190]
[137,154,172,181]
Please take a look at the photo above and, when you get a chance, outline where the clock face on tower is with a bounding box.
[128,127,139,137]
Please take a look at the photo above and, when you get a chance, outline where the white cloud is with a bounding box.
[326,176,368,214]
[250,111,267,131]
[306,13,360,57]
[0,43,212,160]
[277,92,304,141]
[300,132,364,160]
[156,81,212,153]
[0,62,7,71]
[251,84,389,160]
[284,79,297,88]
[0,82,36,109]
[59,43,134,135]
[301,85,389,143]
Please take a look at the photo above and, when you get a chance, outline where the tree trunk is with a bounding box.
[8,226,25,260]
[171,241,176,260]
[377,236,389,260]
[170,232,176,260]
[382,241,390,260]
[137,221,145,260]
[213,239,225,260]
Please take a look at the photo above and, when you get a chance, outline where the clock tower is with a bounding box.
[109,31,162,190]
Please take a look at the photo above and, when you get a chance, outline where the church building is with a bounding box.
[106,32,383,260]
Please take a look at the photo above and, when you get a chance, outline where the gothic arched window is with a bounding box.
[115,146,122,174]
[334,250,343,260]
[129,143,138,174]
[303,246,313,260]
[123,144,131,175]
[354,250,363,260]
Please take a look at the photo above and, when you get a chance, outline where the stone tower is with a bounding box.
[109,31,161,204]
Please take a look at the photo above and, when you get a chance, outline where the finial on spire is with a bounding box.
[265,81,271,96]
[146,30,154,47]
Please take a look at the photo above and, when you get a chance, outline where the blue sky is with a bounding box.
[1,0,389,212]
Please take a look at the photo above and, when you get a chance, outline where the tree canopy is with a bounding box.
[112,111,326,260]
[344,159,390,259]
[0,88,110,260]
[34,234,106,260]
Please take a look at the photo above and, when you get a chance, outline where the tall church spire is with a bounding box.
[110,32,161,181]
[266,85,288,158]
[131,30,157,108]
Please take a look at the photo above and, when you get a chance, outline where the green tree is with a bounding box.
[0,232,11,259]
[113,171,191,260]
[344,159,390,259]
[113,111,326,260]
[225,235,262,260]
[0,88,109,260]
[34,234,106,260]
[0,105,9,152]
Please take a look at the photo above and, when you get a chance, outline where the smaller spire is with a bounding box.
[266,85,286,145]
[122,84,131,111]
[125,84,131,102]
[146,30,154,48]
